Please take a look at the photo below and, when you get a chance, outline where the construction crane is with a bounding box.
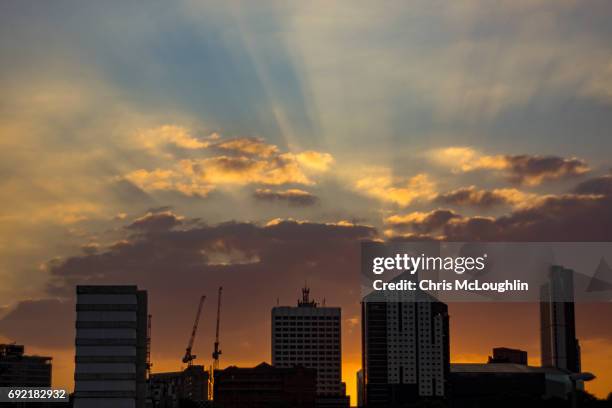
[208,286,223,401]
[182,295,206,366]
[212,286,223,368]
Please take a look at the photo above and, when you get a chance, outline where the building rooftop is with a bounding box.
[451,363,567,375]
[0,344,51,362]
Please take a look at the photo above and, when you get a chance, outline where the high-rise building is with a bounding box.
[74,285,148,408]
[0,344,52,387]
[361,292,450,407]
[272,287,349,408]
[540,265,581,373]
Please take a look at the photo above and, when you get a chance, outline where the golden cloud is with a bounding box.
[384,209,461,234]
[355,170,437,207]
[124,131,334,196]
[136,125,214,155]
[294,151,334,172]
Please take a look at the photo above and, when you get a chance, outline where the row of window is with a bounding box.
[275,332,338,337]
[275,356,339,362]
[274,315,339,320]
[274,321,338,326]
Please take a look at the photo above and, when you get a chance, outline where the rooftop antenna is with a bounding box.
[298,283,317,307]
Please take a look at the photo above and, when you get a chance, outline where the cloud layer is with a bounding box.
[125,127,334,197]
[430,147,589,186]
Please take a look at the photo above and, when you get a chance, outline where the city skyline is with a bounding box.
[2,0,612,405]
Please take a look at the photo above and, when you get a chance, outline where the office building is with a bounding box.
[74,285,148,408]
[488,347,528,365]
[0,344,52,387]
[361,291,450,407]
[540,266,581,373]
[214,362,316,408]
[272,287,349,408]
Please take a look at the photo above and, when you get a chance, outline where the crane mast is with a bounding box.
[182,295,206,366]
[212,286,223,368]
[208,286,223,401]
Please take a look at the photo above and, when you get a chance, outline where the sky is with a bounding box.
[1,0,612,404]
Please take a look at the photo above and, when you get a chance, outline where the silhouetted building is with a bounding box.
[149,365,209,407]
[540,266,581,373]
[272,287,349,408]
[0,344,52,386]
[361,292,450,407]
[74,285,148,408]
[488,347,528,365]
[356,370,364,407]
[450,363,574,403]
[213,362,316,408]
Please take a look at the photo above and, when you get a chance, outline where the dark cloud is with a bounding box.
[126,211,183,232]
[505,154,589,185]
[0,218,374,356]
[435,186,519,208]
[253,188,318,207]
[387,175,612,242]
[443,194,612,241]
[573,174,612,196]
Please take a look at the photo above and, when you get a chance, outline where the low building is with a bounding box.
[488,347,528,365]
[450,363,574,404]
[149,365,209,407]
[0,344,52,387]
[214,362,316,408]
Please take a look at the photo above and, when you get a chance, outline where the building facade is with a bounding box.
[272,287,348,407]
[214,362,316,408]
[361,292,450,407]
[540,265,581,373]
[450,362,575,403]
[0,344,52,387]
[149,365,208,408]
[74,285,148,408]
[488,347,528,365]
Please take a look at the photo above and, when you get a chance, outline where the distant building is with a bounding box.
[356,370,364,407]
[361,290,450,407]
[488,347,528,365]
[540,266,581,373]
[74,285,148,408]
[213,362,316,408]
[149,365,208,407]
[0,344,52,387]
[450,363,574,403]
[272,287,349,408]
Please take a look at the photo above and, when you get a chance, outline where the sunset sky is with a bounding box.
[2,0,612,404]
